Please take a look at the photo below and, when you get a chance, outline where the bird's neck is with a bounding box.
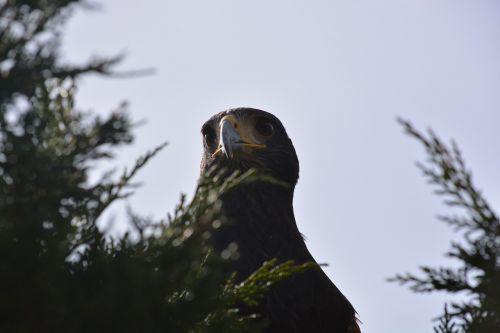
[216,182,309,278]
[222,182,297,234]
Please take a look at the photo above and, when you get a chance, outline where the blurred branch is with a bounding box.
[389,119,500,332]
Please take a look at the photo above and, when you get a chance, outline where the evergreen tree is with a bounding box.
[390,120,500,333]
[0,2,312,332]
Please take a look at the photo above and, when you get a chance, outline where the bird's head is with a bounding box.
[200,108,299,187]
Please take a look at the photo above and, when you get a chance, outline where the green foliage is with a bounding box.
[0,2,313,332]
[390,120,500,333]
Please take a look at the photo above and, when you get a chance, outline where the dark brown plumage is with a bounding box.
[200,108,360,333]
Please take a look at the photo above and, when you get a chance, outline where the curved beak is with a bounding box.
[219,118,240,159]
[213,115,266,159]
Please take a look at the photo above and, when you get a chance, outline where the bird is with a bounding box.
[199,107,360,333]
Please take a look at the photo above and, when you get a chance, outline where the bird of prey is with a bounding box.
[200,108,360,333]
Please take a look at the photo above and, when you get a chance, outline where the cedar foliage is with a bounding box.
[0,1,313,332]
[390,120,500,333]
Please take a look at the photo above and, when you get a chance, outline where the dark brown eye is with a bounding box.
[254,117,274,137]
[203,127,217,147]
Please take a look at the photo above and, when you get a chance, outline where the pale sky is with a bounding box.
[62,1,500,332]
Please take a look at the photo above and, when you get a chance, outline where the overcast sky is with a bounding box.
[62,1,500,332]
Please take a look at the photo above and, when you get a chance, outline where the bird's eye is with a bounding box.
[254,117,274,137]
[203,127,217,147]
